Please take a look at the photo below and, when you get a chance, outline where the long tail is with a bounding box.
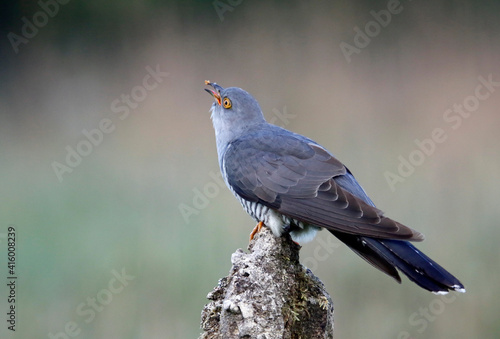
[330,230,465,294]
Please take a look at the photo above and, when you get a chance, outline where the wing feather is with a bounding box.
[223,131,423,241]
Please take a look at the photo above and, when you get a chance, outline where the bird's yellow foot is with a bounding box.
[249,221,264,241]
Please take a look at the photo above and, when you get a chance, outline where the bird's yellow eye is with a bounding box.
[223,97,232,109]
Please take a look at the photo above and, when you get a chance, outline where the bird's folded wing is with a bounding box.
[223,133,423,241]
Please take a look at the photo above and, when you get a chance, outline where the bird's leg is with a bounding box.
[249,221,264,241]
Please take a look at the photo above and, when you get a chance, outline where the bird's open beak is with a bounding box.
[204,80,223,106]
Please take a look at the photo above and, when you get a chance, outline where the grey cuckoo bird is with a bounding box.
[204,80,465,294]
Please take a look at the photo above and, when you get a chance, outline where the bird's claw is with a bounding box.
[249,221,264,241]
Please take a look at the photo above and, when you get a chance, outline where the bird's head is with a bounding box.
[204,81,266,137]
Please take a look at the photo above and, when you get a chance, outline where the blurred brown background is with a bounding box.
[0,0,499,338]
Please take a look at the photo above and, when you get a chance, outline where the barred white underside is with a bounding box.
[233,189,320,244]
[221,154,320,244]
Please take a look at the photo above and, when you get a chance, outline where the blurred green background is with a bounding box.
[1,0,499,338]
